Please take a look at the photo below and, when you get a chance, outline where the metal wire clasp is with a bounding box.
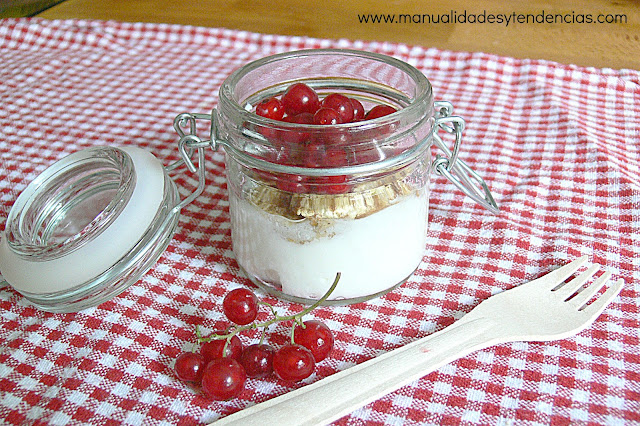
[432,101,500,214]
[169,111,219,173]
[166,111,219,211]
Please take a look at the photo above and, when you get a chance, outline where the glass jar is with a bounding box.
[206,49,498,304]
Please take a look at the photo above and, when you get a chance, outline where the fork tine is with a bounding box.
[581,278,624,316]
[569,269,612,309]
[539,255,589,289]
[553,264,600,298]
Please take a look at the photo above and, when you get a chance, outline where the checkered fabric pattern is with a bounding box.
[0,18,639,425]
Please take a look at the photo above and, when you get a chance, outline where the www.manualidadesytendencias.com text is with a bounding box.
[357,10,628,27]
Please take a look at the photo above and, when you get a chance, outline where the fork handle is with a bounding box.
[214,317,500,426]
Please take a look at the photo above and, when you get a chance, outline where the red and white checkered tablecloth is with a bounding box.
[1,17,639,425]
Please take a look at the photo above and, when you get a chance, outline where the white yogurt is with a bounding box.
[230,189,428,302]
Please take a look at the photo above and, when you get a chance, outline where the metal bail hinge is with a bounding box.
[433,101,500,214]
[165,111,220,211]
[170,111,220,173]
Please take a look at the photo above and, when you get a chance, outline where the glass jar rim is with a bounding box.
[4,146,135,260]
[216,48,436,177]
[218,48,433,131]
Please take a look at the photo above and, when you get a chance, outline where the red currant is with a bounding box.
[349,98,365,121]
[283,112,315,125]
[321,93,354,123]
[311,175,350,195]
[282,83,320,115]
[239,343,275,378]
[300,140,326,168]
[201,358,246,400]
[365,104,397,120]
[276,173,307,193]
[313,107,342,125]
[322,146,349,167]
[293,320,334,362]
[256,97,285,120]
[223,288,259,325]
[255,124,280,143]
[318,128,351,146]
[281,112,314,145]
[272,344,316,382]
[200,333,243,363]
[174,352,206,383]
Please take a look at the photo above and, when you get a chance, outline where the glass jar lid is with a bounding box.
[0,146,183,313]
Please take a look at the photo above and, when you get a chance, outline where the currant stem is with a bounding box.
[197,272,341,344]
[289,323,297,345]
[301,272,341,315]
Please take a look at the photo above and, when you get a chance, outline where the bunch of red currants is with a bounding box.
[255,82,396,125]
[173,287,335,401]
[250,83,398,195]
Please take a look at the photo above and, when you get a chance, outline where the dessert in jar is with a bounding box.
[208,49,498,304]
